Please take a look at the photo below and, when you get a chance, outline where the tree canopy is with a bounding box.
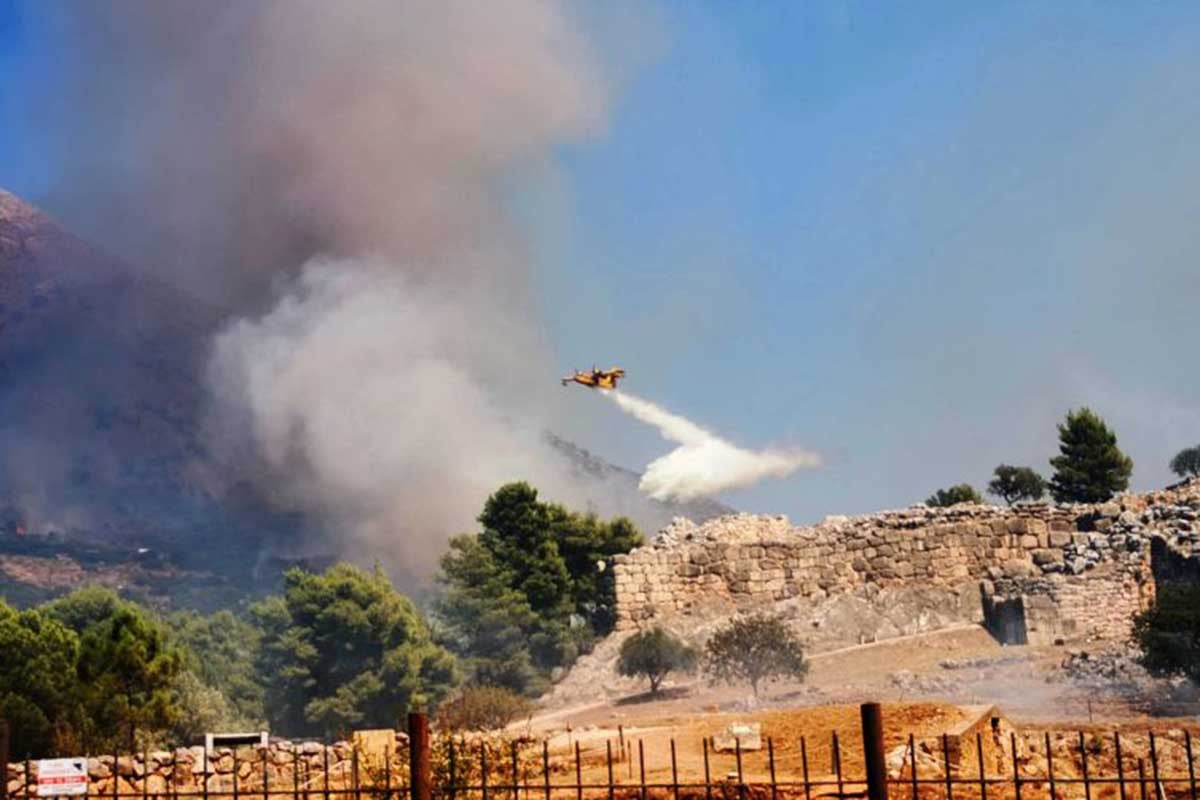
[925,484,983,507]
[1048,408,1133,503]
[617,627,698,695]
[169,609,265,725]
[1,588,186,756]
[74,605,184,751]
[987,465,1047,505]
[703,613,808,698]
[0,603,81,757]
[436,482,641,695]
[253,563,457,737]
[1170,446,1200,479]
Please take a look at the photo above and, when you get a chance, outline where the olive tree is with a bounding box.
[703,614,807,698]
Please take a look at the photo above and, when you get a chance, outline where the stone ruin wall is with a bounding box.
[5,731,405,798]
[612,479,1200,648]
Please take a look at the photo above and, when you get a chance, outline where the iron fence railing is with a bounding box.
[4,706,1200,800]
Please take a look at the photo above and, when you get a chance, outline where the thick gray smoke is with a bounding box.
[15,1,609,305]
[10,0,667,574]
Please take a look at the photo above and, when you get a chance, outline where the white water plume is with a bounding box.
[608,391,821,501]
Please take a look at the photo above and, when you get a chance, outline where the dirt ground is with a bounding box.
[534,703,982,786]
[521,626,1200,787]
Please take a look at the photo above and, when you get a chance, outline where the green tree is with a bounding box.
[925,484,983,507]
[617,627,698,696]
[1132,584,1200,683]
[436,535,546,695]
[436,483,642,695]
[253,563,457,737]
[169,610,265,724]
[703,614,808,698]
[38,587,184,752]
[1170,446,1200,479]
[1048,408,1133,503]
[987,465,1048,505]
[42,585,130,632]
[0,602,81,757]
[167,671,248,745]
[74,605,185,751]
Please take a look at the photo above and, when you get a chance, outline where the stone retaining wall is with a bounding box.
[612,479,1200,646]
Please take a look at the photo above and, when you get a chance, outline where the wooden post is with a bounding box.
[861,702,888,800]
[408,713,431,800]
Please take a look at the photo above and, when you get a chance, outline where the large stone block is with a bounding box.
[1048,531,1072,548]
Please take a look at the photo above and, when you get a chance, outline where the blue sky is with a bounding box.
[532,2,1200,519]
[3,2,1199,524]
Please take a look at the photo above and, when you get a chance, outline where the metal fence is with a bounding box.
[5,705,1200,800]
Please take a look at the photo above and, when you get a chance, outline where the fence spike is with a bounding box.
[607,740,615,800]
[703,735,713,800]
[1116,733,1127,800]
[976,732,987,800]
[767,737,778,800]
[1010,732,1020,800]
[671,739,680,800]
[1186,729,1197,800]
[1078,731,1091,800]
[1044,732,1055,800]
[910,733,919,800]
[941,733,952,800]
[800,736,811,800]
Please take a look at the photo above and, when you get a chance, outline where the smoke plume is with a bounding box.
[8,0,668,574]
[609,392,821,501]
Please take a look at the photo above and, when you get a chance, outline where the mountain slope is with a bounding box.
[0,187,733,607]
[0,189,302,565]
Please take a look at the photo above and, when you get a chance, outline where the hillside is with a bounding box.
[0,189,311,606]
[0,188,728,608]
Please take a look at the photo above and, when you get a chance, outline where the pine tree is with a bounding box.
[1048,408,1133,503]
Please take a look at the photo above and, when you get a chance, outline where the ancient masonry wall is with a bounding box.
[612,480,1200,645]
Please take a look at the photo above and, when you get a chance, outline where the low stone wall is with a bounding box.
[612,479,1200,646]
[5,732,407,798]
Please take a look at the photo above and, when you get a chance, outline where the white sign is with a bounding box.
[37,758,88,797]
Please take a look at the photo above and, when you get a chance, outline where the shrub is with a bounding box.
[925,484,983,507]
[435,684,534,732]
[1132,584,1200,683]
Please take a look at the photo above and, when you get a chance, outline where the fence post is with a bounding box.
[861,702,889,800]
[408,713,431,800]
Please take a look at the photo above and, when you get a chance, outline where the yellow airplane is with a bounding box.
[561,365,625,390]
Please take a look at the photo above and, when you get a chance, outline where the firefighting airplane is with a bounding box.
[561,365,625,390]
